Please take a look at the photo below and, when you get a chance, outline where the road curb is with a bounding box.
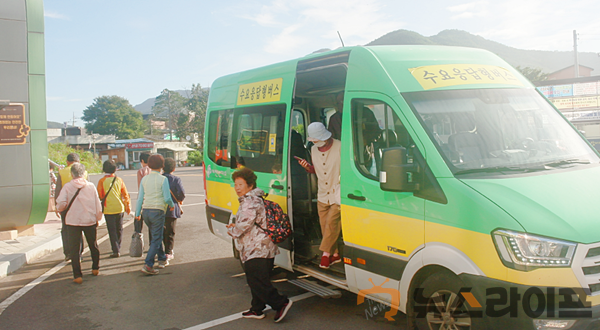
[0,233,63,278]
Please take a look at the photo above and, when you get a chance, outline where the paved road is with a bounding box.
[0,167,406,329]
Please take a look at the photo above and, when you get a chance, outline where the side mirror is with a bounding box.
[379,147,420,192]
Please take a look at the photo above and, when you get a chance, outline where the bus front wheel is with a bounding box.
[410,271,482,330]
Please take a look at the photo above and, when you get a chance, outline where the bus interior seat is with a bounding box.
[448,119,484,163]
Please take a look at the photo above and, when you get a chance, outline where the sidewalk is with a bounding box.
[0,212,67,278]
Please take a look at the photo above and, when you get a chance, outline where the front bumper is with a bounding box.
[458,274,600,330]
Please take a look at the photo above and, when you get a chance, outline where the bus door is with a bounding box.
[341,94,425,299]
[229,103,294,271]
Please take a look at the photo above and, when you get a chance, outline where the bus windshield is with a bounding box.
[403,88,599,175]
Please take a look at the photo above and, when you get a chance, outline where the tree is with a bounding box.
[515,66,548,82]
[82,95,146,139]
[181,84,209,147]
[152,89,187,141]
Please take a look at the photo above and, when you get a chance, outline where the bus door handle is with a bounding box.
[271,184,284,190]
[348,193,366,201]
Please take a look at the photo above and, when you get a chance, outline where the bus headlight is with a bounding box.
[493,230,576,270]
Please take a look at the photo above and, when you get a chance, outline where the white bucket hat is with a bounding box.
[307,122,332,142]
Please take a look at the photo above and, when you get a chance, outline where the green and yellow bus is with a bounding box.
[203,45,600,329]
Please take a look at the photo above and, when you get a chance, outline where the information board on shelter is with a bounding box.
[0,104,30,145]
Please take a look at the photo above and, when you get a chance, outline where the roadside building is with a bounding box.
[103,138,154,170]
[547,65,594,80]
[101,138,194,169]
[535,75,600,150]
[155,141,195,165]
[47,127,116,154]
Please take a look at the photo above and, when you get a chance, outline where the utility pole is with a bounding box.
[574,30,580,78]
[168,92,173,141]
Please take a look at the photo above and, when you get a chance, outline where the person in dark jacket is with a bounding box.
[162,158,185,261]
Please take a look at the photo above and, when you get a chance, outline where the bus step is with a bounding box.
[288,279,342,299]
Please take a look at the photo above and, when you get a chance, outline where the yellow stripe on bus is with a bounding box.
[205,180,288,213]
[342,204,598,305]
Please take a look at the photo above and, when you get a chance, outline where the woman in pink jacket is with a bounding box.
[226,168,292,322]
[56,163,103,284]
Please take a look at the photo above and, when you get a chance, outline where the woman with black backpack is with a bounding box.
[226,167,293,323]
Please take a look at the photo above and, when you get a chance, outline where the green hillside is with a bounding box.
[367,29,599,75]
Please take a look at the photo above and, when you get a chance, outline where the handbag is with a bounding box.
[129,232,144,258]
[170,189,183,215]
[100,176,117,213]
[63,188,82,222]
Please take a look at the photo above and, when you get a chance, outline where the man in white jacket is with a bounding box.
[56,163,103,284]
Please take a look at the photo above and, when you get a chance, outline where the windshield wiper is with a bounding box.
[543,159,590,168]
[454,166,547,176]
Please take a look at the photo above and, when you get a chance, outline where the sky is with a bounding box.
[43,0,600,125]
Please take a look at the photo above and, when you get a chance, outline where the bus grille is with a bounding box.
[574,242,600,296]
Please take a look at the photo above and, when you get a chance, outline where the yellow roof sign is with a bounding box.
[237,78,283,105]
[409,64,523,90]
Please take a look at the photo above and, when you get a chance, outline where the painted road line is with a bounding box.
[128,192,205,197]
[184,291,316,330]
[0,219,135,316]
[180,202,205,207]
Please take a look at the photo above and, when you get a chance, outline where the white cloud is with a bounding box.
[240,0,404,55]
[447,1,489,20]
[44,10,68,20]
[463,0,600,52]
[447,1,489,13]
[264,24,310,54]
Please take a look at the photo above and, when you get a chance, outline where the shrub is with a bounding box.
[187,150,203,166]
[48,143,102,174]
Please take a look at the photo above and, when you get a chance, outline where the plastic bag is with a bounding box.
[129,232,144,257]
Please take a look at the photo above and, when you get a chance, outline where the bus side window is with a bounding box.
[230,104,287,173]
[351,99,413,180]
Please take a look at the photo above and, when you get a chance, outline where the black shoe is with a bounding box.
[109,253,120,258]
[242,310,265,319]
[274,300,293,323]
[64,256,71,262]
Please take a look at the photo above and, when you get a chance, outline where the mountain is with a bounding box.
[47,121,66,128]
[133,90,192,115]
[367,29,600,75]
[134,88,210,116]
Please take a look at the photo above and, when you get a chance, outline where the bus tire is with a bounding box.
[410,270,483,330]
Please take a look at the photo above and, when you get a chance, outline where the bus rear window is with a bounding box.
[206,109,233,167]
